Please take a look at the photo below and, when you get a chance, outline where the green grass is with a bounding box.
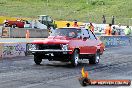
[0,0,132,25]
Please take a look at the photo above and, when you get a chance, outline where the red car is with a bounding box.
[27,27,105,66]
[4,20,28,28]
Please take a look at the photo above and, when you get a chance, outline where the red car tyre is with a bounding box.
[12,24,17,28]
[71,49,79,67]
[89,51,100,64]
[34,55,42,65]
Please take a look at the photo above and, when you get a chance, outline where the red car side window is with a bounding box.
[81,29,90,39]
[89,30,97,40]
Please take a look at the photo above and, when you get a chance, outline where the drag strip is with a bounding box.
[0,47,132,88]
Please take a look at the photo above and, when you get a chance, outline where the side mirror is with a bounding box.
[81,33,90,40]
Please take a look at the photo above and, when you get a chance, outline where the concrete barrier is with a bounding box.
[99,36,131,48]
[1,27,49,38]
[0,43,3,58]
[0,36,131,58]
[0,38,44,43]
[0,43,26,58]
[0,38,45,58]
[129,36,132,46]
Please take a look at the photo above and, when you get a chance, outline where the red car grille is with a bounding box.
[38,44,61,50]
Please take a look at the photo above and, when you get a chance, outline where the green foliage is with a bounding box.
[89,0,105,5]
[0,0,132,25]
[0,0,7,4]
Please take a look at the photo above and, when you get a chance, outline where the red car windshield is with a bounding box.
[50,28,81,38]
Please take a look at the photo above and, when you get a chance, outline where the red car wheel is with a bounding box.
[34,55,42,65]
[89,52,100,64]
[71,49,79,67]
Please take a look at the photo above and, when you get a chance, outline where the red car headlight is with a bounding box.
[28,44,37,50]
[61,44,68,50]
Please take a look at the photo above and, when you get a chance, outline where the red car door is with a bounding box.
[79,29,91,54]
[87,30,98,54]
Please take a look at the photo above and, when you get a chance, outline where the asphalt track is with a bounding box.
[0,46,132,88]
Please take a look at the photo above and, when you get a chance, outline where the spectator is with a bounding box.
[66,23,70,27]
[124,26,131,36]
[69,31,76,38]
[112,16,115,25]
[112,26,117,35]
[102,15,106,24]
[116,23,122,35]
[105,24,112,35]
[73,20,79,27]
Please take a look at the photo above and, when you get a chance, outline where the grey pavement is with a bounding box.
[0,47,132,88]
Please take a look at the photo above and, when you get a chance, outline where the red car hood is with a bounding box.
[32,36,69,44]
